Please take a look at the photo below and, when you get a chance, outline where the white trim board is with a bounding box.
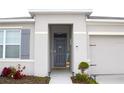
[35,32,48,34]
[29,9,92,17]
[89,32,124,35]
[73,32,87,34]
[0,19,35,23]
[87,19,124,23]
[0,27,23,29]
[0,59,34,62]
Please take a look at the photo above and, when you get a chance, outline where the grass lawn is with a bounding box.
[0,76,50,84]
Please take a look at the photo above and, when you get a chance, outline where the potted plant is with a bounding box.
[78,61,89,73]
[66,51,70,68]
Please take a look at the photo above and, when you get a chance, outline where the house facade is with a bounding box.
[0,9,124,76]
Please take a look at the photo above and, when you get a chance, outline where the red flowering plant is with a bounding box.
[1,64,26,80]
[13,64,26,79]
[1,67,11,77]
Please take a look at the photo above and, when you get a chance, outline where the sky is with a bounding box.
[0,0,124,18]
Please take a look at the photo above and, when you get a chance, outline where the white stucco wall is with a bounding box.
[0,60,34,75]
[87,21,124,33]
[0,23,35,75]
[87,21,124,74]
[1,17,124,77]
[34,14,88,76]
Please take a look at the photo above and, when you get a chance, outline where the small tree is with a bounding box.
[78,62,89,73]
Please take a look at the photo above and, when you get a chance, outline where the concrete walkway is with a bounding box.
[96,75,124,84]
[49,70,72,84]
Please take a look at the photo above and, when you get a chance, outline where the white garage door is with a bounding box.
[90,35,124,74]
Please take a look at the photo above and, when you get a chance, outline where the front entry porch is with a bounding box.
[34,10,89,76]
[49,25,72,71]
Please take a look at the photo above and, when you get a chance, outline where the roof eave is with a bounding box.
[86,19,124,23]
[29,9,92,17]
[0,19,35,23]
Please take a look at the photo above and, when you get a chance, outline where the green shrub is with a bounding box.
[75,73,89,83]
[88,77,98,84]
[75,73,98,84]
[81,73,89,83]
[75,73,84,82]
[78,62,89,73]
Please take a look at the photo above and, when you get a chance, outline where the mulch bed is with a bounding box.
[71,76,98,84]
[0,76,50,84]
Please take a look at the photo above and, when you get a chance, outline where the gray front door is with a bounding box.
[53,33,67,67]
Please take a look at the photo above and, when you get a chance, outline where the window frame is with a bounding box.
[0,30,3,58]
[0,29,21,59]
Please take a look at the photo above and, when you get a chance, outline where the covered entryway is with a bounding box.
[54,33,67,67]
[49,25,72,71]
[32,9,90,76]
